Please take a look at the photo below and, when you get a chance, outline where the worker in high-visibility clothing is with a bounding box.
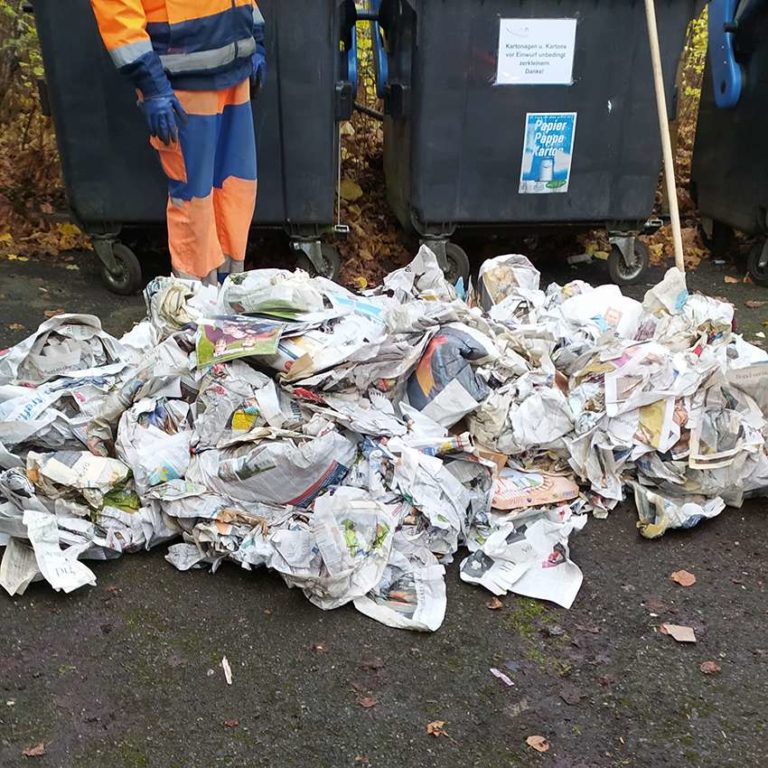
[90,1,266,284]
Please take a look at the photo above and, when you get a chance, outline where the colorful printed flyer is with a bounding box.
[519,112,577,194]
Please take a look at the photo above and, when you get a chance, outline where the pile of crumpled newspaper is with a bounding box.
[1,247,766,631]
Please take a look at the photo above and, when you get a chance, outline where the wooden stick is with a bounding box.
[644,0,685,272]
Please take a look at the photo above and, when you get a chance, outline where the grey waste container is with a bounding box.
[373,0,696,284]
[31,0,357,293]
[690,0,768,284]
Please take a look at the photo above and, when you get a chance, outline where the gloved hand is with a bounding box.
[250,44,267,96]
[128,51,187,144]
[141,92,188,145]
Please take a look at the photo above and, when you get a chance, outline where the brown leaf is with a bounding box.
[310,642,328,653]
[660,623,697,643]
[426,720,448,737]
[223,718,240,728]
[43,308,65,318]
[486,596,504,610]
[22,742,46,758]
[6,323,24,331]
[745,300,767,309]
[645,596,671,614]
[700,660,721,675]
[357,696,378,709]
[526,735,550,753]
[559,683,583,705]
[670,570,697,587]
[359,656,385,671]
[724,275,739,284]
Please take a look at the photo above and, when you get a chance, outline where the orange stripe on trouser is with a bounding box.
[151,79,257,280]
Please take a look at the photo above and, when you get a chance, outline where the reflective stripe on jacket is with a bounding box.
[90,0,263,91]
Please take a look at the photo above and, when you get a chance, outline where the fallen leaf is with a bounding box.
[221,655,233,685]
[43,308,65,318]
[426,720,448,737]
[223,718,240,728]
[359,656,385,671]
[660,623,697,643]
[310,642,328,653]
[745,300,767,309]
[670,570,697,587]
[486,596,503,610]
[559,683,583,705]
[64,264,79,271]
[340,178,363,202]
[526,735,550,753]
[700,660,721,675]
[354,756,370,764]
[22,742,46,758]
[490,667,514,687]
[357,696,378,709]
[724,275,739,284]
[645,596,672,614]
[6,323,24,331]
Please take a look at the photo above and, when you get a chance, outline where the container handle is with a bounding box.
[708,0,744,108]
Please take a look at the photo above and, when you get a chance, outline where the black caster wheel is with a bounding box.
[608,240,649,286]
[295,243,341,280]
[443,241,471,285]
[747,238,768,286]
[100,242,143,295]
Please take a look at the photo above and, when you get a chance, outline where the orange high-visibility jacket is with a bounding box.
[90,0,263,92]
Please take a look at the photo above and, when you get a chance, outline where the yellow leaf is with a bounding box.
[57,222,82,238]
[339,178,363,202]
[724,276,739,284]
[0,233,12,244]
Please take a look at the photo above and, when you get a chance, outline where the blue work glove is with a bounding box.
[127,51,187,144]
[141,92,187,145]
[250,45,267,96]
[250,20,267,97]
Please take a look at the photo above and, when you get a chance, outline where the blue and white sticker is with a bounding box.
[519,112,577,194]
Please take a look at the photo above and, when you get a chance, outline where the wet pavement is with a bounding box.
[1,249,767,767]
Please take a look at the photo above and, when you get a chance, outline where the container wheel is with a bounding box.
[700,219,735,259]
[608,240,649,286]
[443,242,471,285]
[747,238,768,286]
[100,242,142,295]
[295,244,341,280]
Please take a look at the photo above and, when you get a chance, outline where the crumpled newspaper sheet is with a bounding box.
[1,246,767,630]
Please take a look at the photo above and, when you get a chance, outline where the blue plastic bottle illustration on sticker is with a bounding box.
[519,112,577,194]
